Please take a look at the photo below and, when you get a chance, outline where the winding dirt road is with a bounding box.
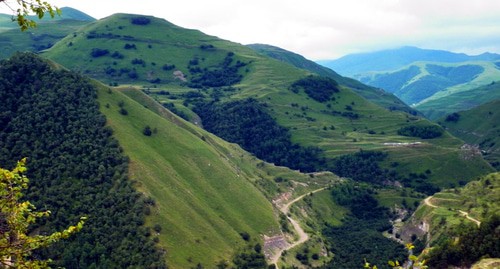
[424,196,481,227]
[269,187,328,268]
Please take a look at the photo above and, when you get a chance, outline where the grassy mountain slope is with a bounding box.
[318,46,500,77]
[360,61,500,106]
[400,172,499,267]
[96,84,284,268]
[0,7,94,59]
[438,100,500,170]
[247,43,415,114]
[416,80,500,119]
[403,172,499,242]
[318,47,500,119]
[0,53,166,268]
[96,82,340,268]
[41,13,494,189]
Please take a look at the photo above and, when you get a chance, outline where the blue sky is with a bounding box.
[2,0,500,60]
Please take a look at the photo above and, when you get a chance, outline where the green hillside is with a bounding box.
[247,43,415,114]
[96,83,344,268]
[417,81,500,119]
[438,100,500,170]
[0,52,343,268]
[42,13,494,190]
[0,7,94,59]
[0,53,166,268]
[401,172,500,267]
[361,61,500,103]
[97,85,278,268]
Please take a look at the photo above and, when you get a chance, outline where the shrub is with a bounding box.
[111,51,124,59]
[397,125,443,139]
[90,48,109,58]
[128,70,138,79]
[143,126,152,136]
[162,64,176,71]
[124,43,137,50]
[445,112,460,122]
[131,17,151,25]
[131,58,145,65]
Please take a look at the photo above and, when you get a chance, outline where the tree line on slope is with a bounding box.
[0,53,165,268]
[321,182,407,269]
[194,97,440,195]
[194,98,325,172]
[426,214,500,268]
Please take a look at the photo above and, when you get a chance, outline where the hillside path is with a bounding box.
[423,196,438,208]
[269,187,328,268]
[424,196,481,227]
[458,210,481,227]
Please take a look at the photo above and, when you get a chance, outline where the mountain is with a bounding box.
[400,172,500,267]
[318,46,500,77]
[0,52,343,268]
[415,80,500,120]
[2,13,497,268]
[318,47,500,119]
[56,7,96,21]
[438,100,500,170]
[364,61,500,107]
[0,7,94,59]
[247,43,415,114]
[42,13,494,190]
[0,53,166,268]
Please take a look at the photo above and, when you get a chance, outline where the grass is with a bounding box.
[404,172,499,243]
[96,82,341,268]
[97,84,281,268]
[357,60,500,119]
[42,13,493,190]
[417,81,500,119]
[0,19,88,59]
[439,100,500,170]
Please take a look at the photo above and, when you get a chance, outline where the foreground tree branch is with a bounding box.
[0,158,85,268]
[0,0,60,30]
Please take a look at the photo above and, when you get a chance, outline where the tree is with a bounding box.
[143,125,152,136]
[0,0,61,31]
[0,159,85,268]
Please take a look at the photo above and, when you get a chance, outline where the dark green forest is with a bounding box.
[321,183,407,269]
[289,76,340,102]
[194,98,443,196]
[329,150,396,184]
[0,53,165,268]
[426,214,500,268]
[194,98,325,172]
[397,125,443,139]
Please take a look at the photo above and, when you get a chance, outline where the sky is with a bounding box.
[2,0,500,60]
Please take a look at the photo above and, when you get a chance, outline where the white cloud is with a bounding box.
[2,0,500,59]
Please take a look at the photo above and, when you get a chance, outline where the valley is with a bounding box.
[319,46,500,120]
[0,6,498,269]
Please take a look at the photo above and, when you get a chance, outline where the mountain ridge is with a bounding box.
[318,46,500,77]
[247,43,416,114]
[41,12,493,189]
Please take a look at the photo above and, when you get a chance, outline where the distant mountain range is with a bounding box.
[318,46,500,77]
[318,47,500,119]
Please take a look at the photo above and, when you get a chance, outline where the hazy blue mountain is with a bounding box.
[317,46,500,118]
[0,7,94,59]
[318,46,500,77]
[56,7,96,21]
